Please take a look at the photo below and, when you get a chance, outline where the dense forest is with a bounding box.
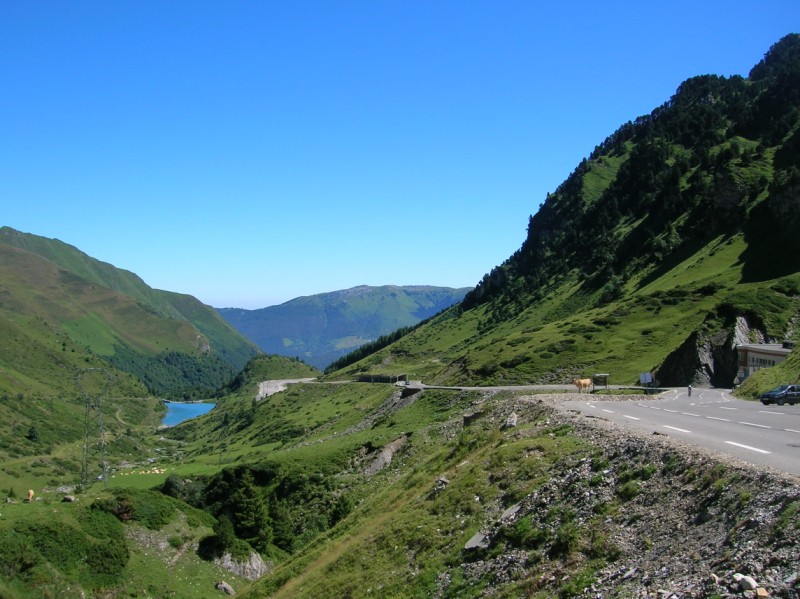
[464,34,800,315]
[105,346,238,399]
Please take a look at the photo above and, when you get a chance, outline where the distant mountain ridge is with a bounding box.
[0,227,260,397]
[218,285,471,369]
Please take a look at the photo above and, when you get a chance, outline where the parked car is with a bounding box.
[760,384,800,406]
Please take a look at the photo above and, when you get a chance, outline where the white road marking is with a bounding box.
[602,409,614,414]
[663,409,678,413]
[706,416,730,422]
[785,429,800,434]
[681,412,700,417]
[663,425,690,433]
[740,422,771,429]
[758,410,783,415]
[719,407,738,411]
[725,441,770,454]
[623,415,640,421]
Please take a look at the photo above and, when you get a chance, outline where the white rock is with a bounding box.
[733,573,759,591]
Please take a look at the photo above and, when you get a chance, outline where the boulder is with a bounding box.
[215,581,235,595]
[464,532,489,550]
[502,412,518,429]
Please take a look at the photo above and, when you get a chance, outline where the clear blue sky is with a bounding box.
[2,2,797,308]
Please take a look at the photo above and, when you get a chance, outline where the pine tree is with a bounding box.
[228,470,272,552]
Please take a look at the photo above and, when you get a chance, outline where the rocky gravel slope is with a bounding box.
[452,394,800,598]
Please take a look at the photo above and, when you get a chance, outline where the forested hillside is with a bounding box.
[466,33,800,311]
[333,34,800,388]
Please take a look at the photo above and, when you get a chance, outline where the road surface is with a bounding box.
[563,387,800,476]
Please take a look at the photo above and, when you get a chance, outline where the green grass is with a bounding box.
[0,485,244,598]
[736,347,800,399]
[0,391,165,496]
[328,231,797,388]
[244,396,595,599]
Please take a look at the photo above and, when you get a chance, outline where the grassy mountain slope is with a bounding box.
[0,228,260,397]
[1,226,184,320]
[329,35,800,388]
[218,285,470,369]
[3,36,800,599]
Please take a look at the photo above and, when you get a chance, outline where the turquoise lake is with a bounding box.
[162,401,216,426]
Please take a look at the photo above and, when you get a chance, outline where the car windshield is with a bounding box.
[769,385,790,392]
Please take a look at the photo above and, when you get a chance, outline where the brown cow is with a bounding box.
[573,378,592,393]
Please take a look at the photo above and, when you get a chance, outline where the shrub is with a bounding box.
[84,537,130,588]
[78,505,125,540]
[617,480,641,501]
[550,522,580,557]
[197,516,253,561]
[168,535,184,549]
[93,488,176,530]
[0,529,40,578]
[11,518,128,589]
[502,516,549,549]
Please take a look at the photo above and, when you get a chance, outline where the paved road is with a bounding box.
[563,388,800,476]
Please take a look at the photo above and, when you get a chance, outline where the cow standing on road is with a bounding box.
[573,378,592,393]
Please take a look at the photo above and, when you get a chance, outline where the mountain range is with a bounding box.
[217,285,471,369]
[0,34,799,599]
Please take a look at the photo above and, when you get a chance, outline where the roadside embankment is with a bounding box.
[455,393,800,598]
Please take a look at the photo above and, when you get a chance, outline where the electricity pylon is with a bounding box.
[76,368,112,489]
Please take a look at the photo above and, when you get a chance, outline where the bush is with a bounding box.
[550,522,580,557]
[168,535,184,549]
[197,516,253,561]
[617,480,641,501]
[93,488,176,530]
[11,518,129,589]
[0,529,40,578]
[78,505,125,540]
[502,516,549,549]
[84,537,130,588]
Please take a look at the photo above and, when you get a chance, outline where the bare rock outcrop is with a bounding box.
[214,551,270,581]
[362,435,409,476]
[655,314,771,386]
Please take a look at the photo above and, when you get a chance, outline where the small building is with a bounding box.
[356,373,408,384]
[735,342,794,383]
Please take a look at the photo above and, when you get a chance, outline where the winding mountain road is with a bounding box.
[277,379,800,477]
[563,388,800,476]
